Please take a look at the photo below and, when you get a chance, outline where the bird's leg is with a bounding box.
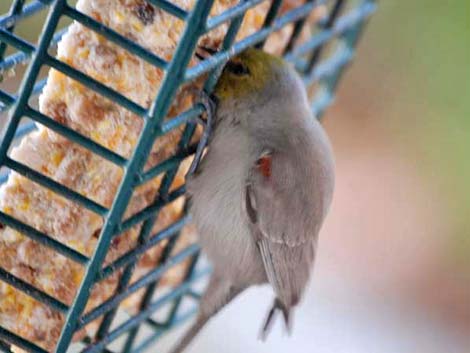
[186,90,217,177]
[194,45,218,61]
[168,274,245,353]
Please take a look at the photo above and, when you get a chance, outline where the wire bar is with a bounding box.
[202,0,252,92]
[1,77,52,113]
[136,143,198,187]
[0,0,68,168]
[0,327,48,353]
[160,105,204,134]
[255,0,283,48]
[144,318,167,330]
[45,56,148,118]
[26,108,128,167]
[147,0,188,20]
[54,1,216,351]
[205,0,265,31]
[0,78,46,112]
[14,122,37,139]
[184,1,320,82]
[312,0,376,118]
[0,0,50,30]
[131,308,197,353]
[119,222,185,352]
[0,340,11,353]
[158,248,202,337]
[80,269,206,353]
[0,28,35,55]
[0,0,27,61]
[0,90,15,107]
[97,215,190,282]
[0,268,69,313]
[286,1,375,62]
[118,186,186,236]
[4,157,109,216]
[78,244,201,329]
[0,27,66,72]
[303,45,354,86]
[0,210,89,264]
[306,0,346,73]
[63,6,168,70]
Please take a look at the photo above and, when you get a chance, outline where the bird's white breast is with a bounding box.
[188,124,266,285]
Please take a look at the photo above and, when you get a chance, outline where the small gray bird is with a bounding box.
[171,47,335,353]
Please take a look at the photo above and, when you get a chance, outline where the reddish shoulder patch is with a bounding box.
[256,154,272,178]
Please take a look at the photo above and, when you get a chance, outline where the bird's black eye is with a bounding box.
[225,61,250,76]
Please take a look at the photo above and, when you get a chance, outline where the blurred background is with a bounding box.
[1,1,469,352]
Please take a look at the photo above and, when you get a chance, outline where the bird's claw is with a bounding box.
[186,90,217,177]
[195,45,218,61]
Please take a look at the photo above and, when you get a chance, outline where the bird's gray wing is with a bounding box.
[245,150,324,307]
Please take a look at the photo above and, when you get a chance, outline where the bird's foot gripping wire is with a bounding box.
[186,89,217,177]
[195,45,218,61]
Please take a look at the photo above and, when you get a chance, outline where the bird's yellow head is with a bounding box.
[213,48,287,101]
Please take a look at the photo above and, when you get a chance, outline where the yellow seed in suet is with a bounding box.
[51,151,64,167]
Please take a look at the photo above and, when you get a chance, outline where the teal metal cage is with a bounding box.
[0,0,376,352]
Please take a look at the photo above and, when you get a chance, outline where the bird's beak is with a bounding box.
[195,45,218,60]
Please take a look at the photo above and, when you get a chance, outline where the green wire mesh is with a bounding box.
[0,0,376,352]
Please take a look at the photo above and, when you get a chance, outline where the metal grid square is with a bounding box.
[0,1,376,352]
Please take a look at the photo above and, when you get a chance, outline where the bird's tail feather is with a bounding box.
[168,275,245,353]
[168,314,208,353]
[259,298,293,341]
